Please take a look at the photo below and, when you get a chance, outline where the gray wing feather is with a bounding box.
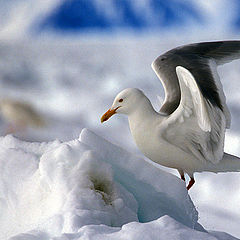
[152,40,240,128]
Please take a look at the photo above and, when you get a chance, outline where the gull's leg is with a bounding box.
[187,175,195,190]
[178,169,185,181]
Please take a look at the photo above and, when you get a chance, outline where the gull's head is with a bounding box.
[101,88,145,123]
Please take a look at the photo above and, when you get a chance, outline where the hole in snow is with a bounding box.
[90,176,114,205]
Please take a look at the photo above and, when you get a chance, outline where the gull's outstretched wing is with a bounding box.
[152,41,240,128]
[160,66,225,164]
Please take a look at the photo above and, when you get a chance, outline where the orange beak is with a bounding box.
[101,107,120,123]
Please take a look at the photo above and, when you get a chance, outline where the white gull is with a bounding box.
[101,41,240,190]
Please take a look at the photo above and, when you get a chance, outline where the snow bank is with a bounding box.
[10,216,237,240]
[79,129,198,227]
[1,129,238,239]
[1,132,137,239]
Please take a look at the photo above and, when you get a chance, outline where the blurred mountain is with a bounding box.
[0,0,239,38]
[233,1,240,30]
[38,0,201,32]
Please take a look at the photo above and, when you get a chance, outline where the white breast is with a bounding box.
[128,113,206,174]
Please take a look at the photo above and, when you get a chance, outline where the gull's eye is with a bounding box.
[118,98,123,103]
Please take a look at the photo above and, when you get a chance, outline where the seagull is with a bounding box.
[101,41,240,190]
[0,98,45,134]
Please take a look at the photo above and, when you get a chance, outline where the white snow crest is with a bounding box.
[1,130,138,239]
[1,129,238,240]
[79,128,198,228]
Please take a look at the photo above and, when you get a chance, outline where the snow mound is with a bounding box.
[1,129,238,239]
[1,132,137,239]
[79,129,198,227]
[11,216,238,240]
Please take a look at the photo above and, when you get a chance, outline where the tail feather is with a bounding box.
[207,152,240,173]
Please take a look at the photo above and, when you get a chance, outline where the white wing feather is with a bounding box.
[160,66,226,164]
[176,66,211,132]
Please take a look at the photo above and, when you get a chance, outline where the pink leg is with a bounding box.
[187,177,195,190]
[181,174,185,181]
[178,170,185,181]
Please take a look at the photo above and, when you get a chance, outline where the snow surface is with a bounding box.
[1,1,240,238]
[0,38,240,238]
[1,129,238,240]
